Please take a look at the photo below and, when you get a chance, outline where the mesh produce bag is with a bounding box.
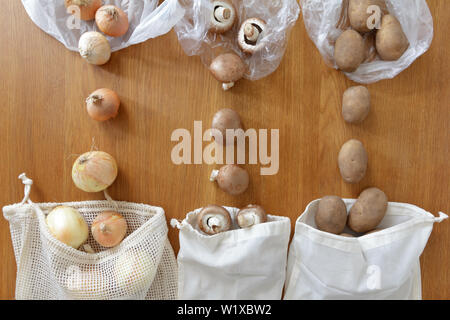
[3,174,178,300]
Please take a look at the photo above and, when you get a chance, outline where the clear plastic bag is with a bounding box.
[300,0,434,83]
[174,0,300,81]
[21,0,185,52]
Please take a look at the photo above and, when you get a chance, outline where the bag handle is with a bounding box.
[435,212,448,223]
[18,173,33,205]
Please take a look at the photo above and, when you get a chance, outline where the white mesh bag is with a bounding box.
[300,0,434,83]
[284,198,448,300]
[171,206,291,300]
[21,0,185,52]
[3,174,178,300]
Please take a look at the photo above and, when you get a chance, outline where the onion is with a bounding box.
[72,151,118,193]
[115,250,157,294]
[95,5,129,37]
[65,0,102,21]
[78,31,111,65]
[91,211,127,247]
[46,206,89,249]
[86,88,120,121]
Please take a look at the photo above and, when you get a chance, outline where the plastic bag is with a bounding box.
[171,206,291,300]
[174,0,300,81]
[300,0,434,83]
[21,0,185,52]
[3,174,178,300]
[284,198,448,300]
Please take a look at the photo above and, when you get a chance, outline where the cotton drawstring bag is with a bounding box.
[171,207,291,300]
[3,174,178,300]
[284,199,448,300]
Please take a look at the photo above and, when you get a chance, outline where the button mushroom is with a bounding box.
[210,164,249,196]
[209,53,246,90]
[211,108,243,145]
[237,205,267,228]
[197,205,232,235]
[238,18,267,54]
[210,0,237,34]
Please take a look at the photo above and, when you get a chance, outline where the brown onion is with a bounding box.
[95,5,129,37]
[65,0,102,21]
[92,211,127,247]
[86,88,120,121]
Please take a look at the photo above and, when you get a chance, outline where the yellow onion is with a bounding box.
[95,5,129,37]
[86,88,120,121]
[92,211,127,247]
[46,206,89,249]
[115,250,157,294]
[78,31,111,65]
[65,0,102,21]
[72,151,118,193]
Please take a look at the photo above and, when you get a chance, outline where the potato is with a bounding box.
[342,86,371,124]
[348,0,387,33]
[338,139,368,183]
[334,30,365,72]
[376,14,409,61]
[315,196,348,234]
[348,187,388,233]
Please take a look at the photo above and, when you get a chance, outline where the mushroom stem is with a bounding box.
[238,213,256,228]
[244,23,260,42]
[214,7,231,22]
[207,216,221,230]
[222,82,235,91]
[210,169,219,181]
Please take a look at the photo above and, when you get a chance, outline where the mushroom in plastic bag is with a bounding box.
[20,0,185,52]
[300,0,434,83]
[174,0,300,90]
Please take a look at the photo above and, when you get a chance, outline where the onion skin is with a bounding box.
[46,206,89,249]
[78,31,111,65]
[86,88,120,121]
[72,151,118,193]
[65,0,102,21]
[96,5,129,37]
[115,250,157,293]
[92,211,127,247]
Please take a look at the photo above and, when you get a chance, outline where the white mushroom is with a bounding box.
[210,0,237,34]
[237,205,267,228]
[238,18,267,54]
[197,205,232,235]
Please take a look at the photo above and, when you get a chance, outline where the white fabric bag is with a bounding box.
[3,174,178,300]
[284,198,448,300]
[300,0,434,83]
[21,0,185,52]
[171,207,291,300]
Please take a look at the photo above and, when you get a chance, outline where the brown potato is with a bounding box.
[348,0,387,33]
[376,14,409,61]
[334,30,365,72]
[338,139,368,183]
[348,187,388,233]
[315,196,348,234]
[342,86,371,124]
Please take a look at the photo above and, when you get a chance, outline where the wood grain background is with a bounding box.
[0,1,448,300]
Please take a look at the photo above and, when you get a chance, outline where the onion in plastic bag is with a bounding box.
[21,0,185,52]
[300,0,434,83]
[174,0,300,82]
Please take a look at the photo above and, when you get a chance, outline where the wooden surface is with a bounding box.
[0,1,448,300]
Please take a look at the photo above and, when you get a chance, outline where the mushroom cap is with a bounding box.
[215,165,250,196]
[209,53,246,83]
[238,18,267,54]
[211,108,243,145]
[197,205,232,235]
[237,205,267,228]
[209,0,237,34]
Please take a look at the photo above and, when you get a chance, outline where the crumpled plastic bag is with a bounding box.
[174,0,300,81]
[300,0,434,83]
[21,0,185,52]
